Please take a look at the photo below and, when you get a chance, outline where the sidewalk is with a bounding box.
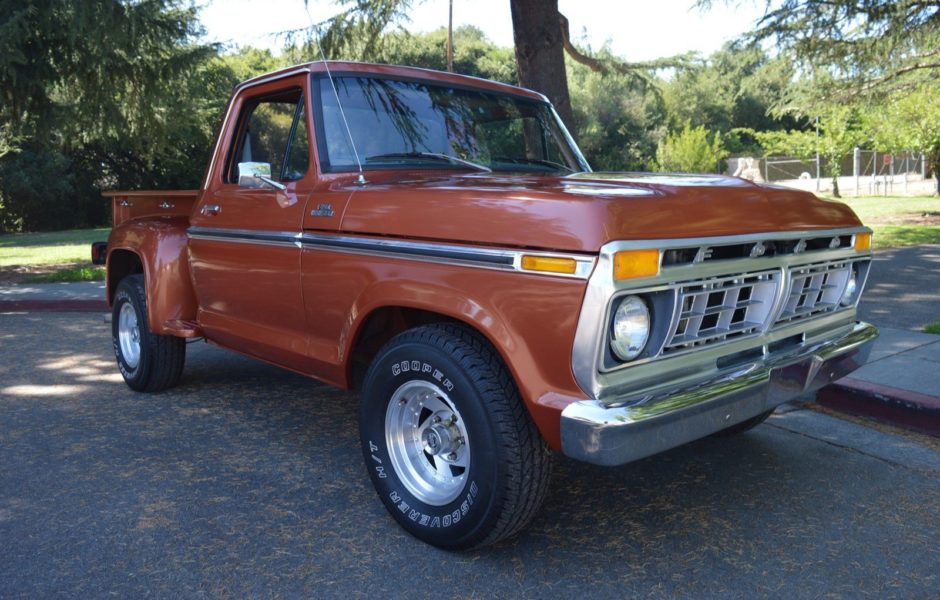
[0,281,108,312]
[819,327,940,437]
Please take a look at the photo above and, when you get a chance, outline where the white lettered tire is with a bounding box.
[359,323,552,550]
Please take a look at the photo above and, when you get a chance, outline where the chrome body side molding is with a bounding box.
[186,226,596,279]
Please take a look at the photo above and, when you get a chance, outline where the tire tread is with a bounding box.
[116,275,185,393]
[382,323,552,548]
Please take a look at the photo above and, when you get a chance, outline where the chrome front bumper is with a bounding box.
[560,322,878,466]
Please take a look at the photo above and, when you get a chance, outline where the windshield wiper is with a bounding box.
[491,156,576,173]
[365,152,492,173]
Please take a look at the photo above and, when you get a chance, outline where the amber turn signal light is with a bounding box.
[613,249,660,280]
[854,232,872,252]
[521,255,578,275]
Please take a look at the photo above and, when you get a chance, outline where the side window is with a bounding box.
[227,89,310,184]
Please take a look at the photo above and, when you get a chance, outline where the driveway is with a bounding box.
[2,313,939,598]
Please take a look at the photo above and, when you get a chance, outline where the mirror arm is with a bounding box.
[255,174,287,191]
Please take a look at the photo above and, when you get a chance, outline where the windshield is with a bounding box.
[316,75,589,174]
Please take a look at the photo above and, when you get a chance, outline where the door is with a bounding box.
[189,83,314,372]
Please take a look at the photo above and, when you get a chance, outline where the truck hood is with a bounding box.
[339,171,863,253]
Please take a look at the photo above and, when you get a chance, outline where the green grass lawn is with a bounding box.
[829,195,940,249]
[925,320,940,335]
[0,227,110,268]
[22,265,105,283]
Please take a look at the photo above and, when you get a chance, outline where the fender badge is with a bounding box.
[311,203,334,218]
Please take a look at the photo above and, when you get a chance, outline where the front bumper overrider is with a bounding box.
[560,322,878,466]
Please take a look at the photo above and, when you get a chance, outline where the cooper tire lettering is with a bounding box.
[360,324,551,549]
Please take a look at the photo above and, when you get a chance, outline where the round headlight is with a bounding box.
[611,296,650,361]
[841,271,858,306]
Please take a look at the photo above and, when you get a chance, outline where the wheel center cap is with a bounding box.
[422,424,457,456]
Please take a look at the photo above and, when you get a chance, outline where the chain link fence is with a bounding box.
[727,150,933,195]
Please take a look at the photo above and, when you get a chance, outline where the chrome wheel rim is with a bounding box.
[118,302,141,369]
[384,380,470,506]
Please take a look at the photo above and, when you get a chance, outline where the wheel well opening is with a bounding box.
[349,307,459,390]
[108,250,144,303]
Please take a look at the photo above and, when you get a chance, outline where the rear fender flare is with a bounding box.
[106,218,197,335]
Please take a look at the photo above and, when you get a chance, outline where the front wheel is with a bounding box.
[359,324,552,550]
[112,274,185,392]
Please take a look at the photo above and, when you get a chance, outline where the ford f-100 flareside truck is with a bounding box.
[98,61,878,550]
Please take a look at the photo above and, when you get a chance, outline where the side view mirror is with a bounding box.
[237,162,286,191]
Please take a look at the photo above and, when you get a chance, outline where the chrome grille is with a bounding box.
[663,270,780,354]
[775,259,852,325]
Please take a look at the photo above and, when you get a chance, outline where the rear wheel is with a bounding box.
[112,274,185,392]
[359,323,551,550]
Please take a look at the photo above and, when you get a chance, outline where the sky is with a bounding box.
[198,0,767,63]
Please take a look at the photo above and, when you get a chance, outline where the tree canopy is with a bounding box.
[700,0,940,99]
[1,0,937,231]
[0,0,233,230]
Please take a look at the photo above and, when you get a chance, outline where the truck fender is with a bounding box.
[342,279,516,368]
[106,217,198,336]
[341,277,586,450]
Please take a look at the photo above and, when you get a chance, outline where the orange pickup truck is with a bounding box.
[98,61,877,549]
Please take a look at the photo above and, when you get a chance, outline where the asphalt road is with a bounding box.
[858,244,940,330]
[2,313,940,598]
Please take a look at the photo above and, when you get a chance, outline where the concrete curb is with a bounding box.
[0,299,108,313]
[819,377,940,438]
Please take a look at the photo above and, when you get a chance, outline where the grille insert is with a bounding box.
[775,260,852,325]
[663,270,779,354]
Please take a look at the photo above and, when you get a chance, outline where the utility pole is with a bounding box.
[447,0,454,72]
[853,146,860,197]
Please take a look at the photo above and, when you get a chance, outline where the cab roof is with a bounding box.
[236,60,548,103]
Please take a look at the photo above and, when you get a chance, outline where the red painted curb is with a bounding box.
[819,377,940,438]
[0,299,108,313]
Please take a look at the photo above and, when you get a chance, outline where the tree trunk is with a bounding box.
[932,154,940,196]
[509,0,575,130]
[832,176,841,198]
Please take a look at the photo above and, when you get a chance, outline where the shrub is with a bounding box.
[655,124,727,173]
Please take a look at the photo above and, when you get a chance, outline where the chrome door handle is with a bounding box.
[159,201,174,209]
[200,204,221,216]
[118,199,132,207]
